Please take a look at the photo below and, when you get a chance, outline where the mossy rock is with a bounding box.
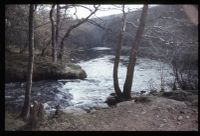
[5,52,87,83]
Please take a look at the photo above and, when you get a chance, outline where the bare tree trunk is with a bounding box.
[113,5,126,98]
[123,5,148,99]
[50,4,57,63]
[20,4,35,120]
[56,4,60,59]
[29,101,44,130]
[21,36,28,54]
[19,32,23,53]
[40,39,51,56]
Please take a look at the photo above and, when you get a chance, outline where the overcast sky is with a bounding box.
[67,5,158,19]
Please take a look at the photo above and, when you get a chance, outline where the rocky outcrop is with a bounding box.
[5,52,87,83]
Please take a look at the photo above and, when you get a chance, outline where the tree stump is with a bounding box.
[53,104,61,118]
[29,101,44,130]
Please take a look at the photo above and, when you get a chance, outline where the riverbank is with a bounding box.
[5,51,87,83]
[5,92,198,131]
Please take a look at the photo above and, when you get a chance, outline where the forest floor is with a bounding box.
[5,95,198,131]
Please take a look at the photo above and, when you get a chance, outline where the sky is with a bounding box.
[67,5,158,19]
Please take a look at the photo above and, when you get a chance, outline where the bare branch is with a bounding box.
[75,5,93,12]
[73,6,78,20]
[126,21,138,28]
[87,19,112,32]
[59,4,75,9]
[59,5,100,59]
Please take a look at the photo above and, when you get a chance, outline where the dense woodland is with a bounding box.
[5,4,198,131]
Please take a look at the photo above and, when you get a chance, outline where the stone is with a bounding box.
[177,115,183,121]
[186,115,190,119]
[177,122,182,125]
[159,124,165,128]
[163,119,167,123]
[141,111,146,114]
[135,114,139,117]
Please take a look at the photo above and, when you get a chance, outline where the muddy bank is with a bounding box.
[5,51,87,83]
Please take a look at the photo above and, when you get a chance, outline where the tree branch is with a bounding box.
[59,5,100,58]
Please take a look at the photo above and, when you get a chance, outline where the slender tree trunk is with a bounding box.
[56,4,60,58]
[21,35,28,53]
[20,4,35,120]
[58,29,71,60]
[123,5,148,99]
[50,4,57,63]
[113,5,126,98]
[113,30,123,97]
[41,39,51,56]
[19,32,23,53]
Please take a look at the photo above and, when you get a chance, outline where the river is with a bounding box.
[5,47,174,115]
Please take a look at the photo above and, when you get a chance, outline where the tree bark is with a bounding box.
[113,5,126,98]
[123,5,148,99]
[20,4,35,120]
[50,4,57,63]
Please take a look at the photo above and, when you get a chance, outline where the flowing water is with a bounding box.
[5,47,174,114]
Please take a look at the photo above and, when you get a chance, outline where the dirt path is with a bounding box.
[39,96,198,131]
